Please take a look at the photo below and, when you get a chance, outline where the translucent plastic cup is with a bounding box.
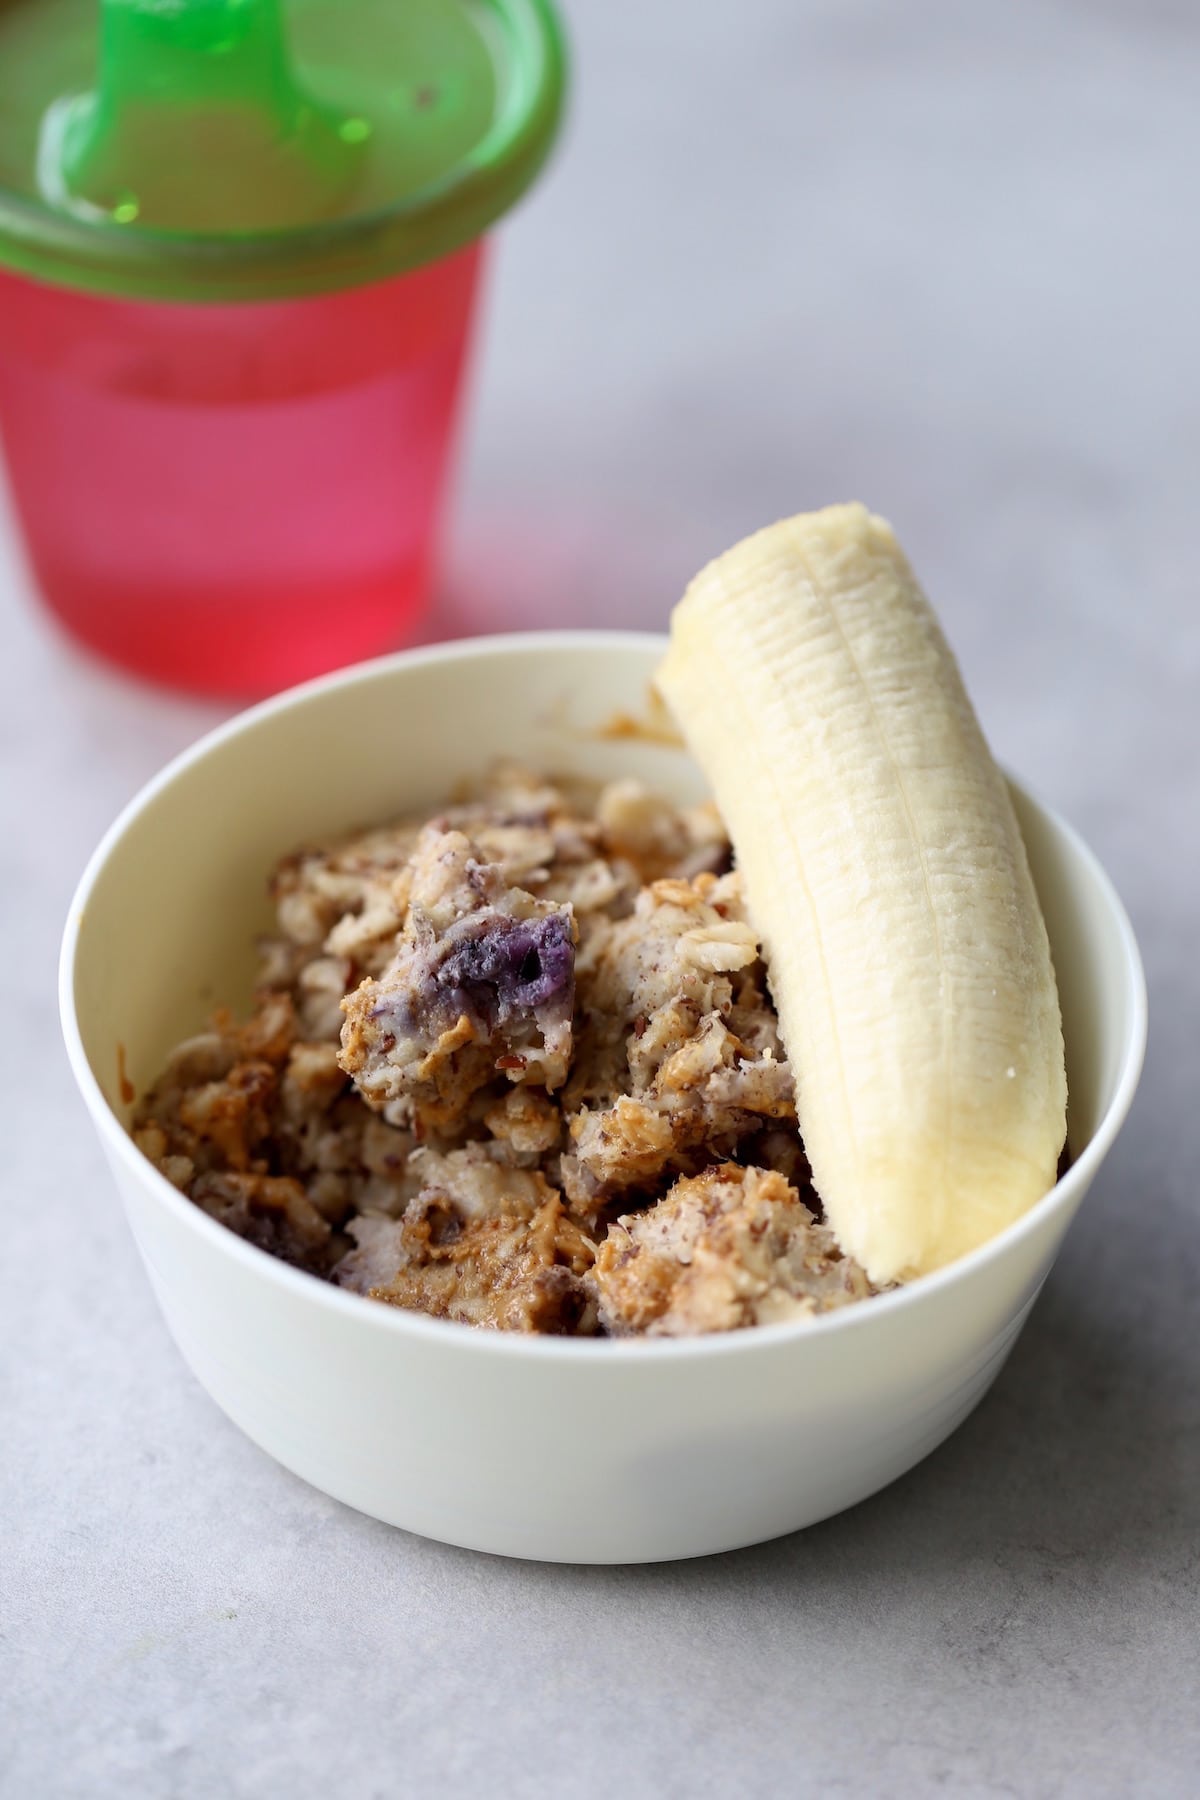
[0,0,564,695]
[0,246,483,693]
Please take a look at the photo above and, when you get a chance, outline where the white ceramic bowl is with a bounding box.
[60,633,1146,1563]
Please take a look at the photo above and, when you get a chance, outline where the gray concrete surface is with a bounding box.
[3,1,1197,1794]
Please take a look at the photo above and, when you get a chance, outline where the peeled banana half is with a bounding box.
[656,503,1067,1285]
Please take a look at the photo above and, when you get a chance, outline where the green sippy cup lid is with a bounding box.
[0,0,565,302]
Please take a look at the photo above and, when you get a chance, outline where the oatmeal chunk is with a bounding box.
[563,873,795,1208]
[191,1170,334,1273]
[483,1087,563,1159]
[595,779,729,883]
[398,1142,562,1224]
[591,1164,873,1336]
[266,825,422,1001]
[355,1199,594,1334]
[335,1147,596,1333]
[339,827,576,1133]
[132,765,880,1337]
[132,987,415,1225]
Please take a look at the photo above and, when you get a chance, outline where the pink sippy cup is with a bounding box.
[0,0,565,694]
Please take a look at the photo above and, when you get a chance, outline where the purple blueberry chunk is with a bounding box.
[434,913,575,1030]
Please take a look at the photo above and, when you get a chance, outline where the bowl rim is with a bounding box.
[59,628,1149,1361]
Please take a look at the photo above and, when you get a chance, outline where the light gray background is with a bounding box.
[3,1,1198,1794]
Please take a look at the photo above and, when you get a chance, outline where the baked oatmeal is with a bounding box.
[132,767,877,1335]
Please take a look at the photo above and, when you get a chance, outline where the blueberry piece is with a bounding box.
[435,913,574,1030]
